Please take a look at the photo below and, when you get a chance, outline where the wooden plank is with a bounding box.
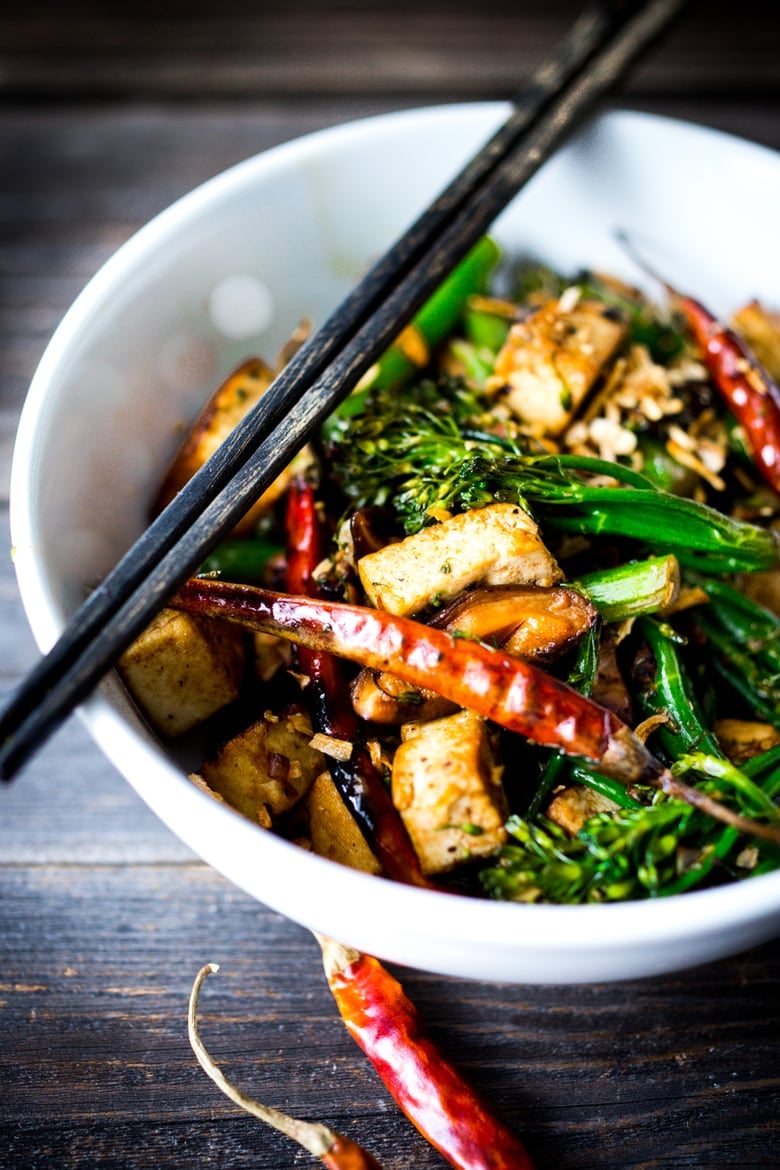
[0,863,777,1168]
[0,104,357,428]
[0,0,778,99]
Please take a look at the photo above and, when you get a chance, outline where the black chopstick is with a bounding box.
[0,0,637,739]
[0,0,686,780]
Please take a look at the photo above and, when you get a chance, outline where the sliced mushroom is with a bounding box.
[351,584,598,725]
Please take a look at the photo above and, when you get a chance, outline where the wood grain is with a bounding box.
[1,0,778,100]
[1,3,779,1167]
[1,864,778,1169]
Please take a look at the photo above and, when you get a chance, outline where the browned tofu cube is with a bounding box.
[391,709,508,875]
[357,502,561,617]
[154,358,312,535]
[486,298,627,436]
[545,784,619,836]
[200,707,325,825]
[118,608,246,737]
[305,771,382,874]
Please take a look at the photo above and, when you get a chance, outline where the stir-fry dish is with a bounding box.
[119,238,780,903]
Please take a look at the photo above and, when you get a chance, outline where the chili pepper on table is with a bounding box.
[188,963,385,1169]
[317,936,537,1170]
[170,576,780,842]
[285,479,431,888]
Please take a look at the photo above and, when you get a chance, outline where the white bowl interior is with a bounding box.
[11,105,780,982]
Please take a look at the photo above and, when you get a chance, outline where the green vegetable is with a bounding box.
[633,617,722,759]
[482,757,779,904]
[445,339,496,387]
[483,609,780,904]
[329,378,777,571]
[324,236,500,436]
[199,538,282,584]
[576,555,680,623]
[481,801,705,903]
[687,576,780,728]
[525,627,601,819]
[463,302,512,353]
[635,435,697,495]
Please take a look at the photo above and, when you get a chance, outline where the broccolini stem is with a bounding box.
[686,574,780,728]
[633,618,722,760]
[694,612,780,728]
[576,555,680,623]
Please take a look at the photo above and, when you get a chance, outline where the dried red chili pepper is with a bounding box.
[676,292,780,493]
[285,479,432,888]
[188,962,384,1169]
[617,233,780,493]
[318,937,537,1170]
[172,574,663,787]
[171,575,780,841]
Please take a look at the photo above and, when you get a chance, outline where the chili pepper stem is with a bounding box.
[657,772,780,844]
[316,933,361,981]
[173,578,780,843]
[187,963,335,1158]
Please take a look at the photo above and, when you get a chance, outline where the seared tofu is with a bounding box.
[305,771,382,874]
[118,608,246,737]
[486,298,627,436]
[546,784,619,836]
[154,358,312,535]
[200,707,325,825]
[391,709,508,875]
[357,502,561,617]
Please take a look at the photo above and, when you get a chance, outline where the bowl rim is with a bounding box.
[10,102,780,979]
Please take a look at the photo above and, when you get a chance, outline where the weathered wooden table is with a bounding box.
[1,3,778,1167]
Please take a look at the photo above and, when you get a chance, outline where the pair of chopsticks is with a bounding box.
[0,0,687,781]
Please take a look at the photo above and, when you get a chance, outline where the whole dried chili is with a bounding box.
[317,936,537,1170]
[616,233,780,493]
[172,575,664,785]
[170,575,780,842]
[188,963,385,1169]
[676,292,780,493]
[285,479,432,888]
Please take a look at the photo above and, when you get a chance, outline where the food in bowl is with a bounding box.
[116,238,780,906]
[12,107,780,981]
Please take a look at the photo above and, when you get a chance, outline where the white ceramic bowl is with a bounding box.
[11,105,780,983]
